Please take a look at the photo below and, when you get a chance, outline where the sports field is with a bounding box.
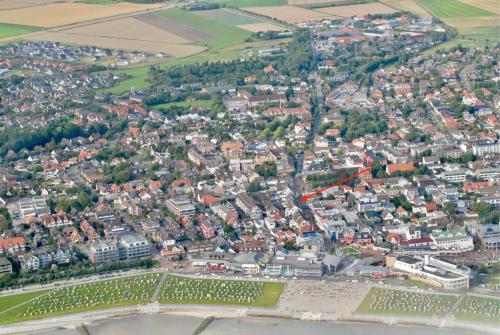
[356,288,458,316]
[0,273,161,324]
[157,275,284,307]
[417,0,495,17]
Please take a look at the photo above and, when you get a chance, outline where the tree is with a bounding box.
[444,203,456,215]
[223,224,235,235]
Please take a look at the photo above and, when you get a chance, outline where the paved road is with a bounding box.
[151,272,168,302]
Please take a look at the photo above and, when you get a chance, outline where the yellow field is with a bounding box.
[0,0,61,10]
[444,16,499,29]
[29,31,206,57]
[59,17,190,45]
[315,3,396,17]
[381,0,433,18]
[458,0,500,15]
[237,22,287,32]
[0,2,162,28]
[243,5,337,23]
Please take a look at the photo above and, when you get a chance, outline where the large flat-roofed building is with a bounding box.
[472,141,500,156]
[118,234,150,260]
[476,168,500,182]
[18,196,50,218]
[165,197,196,218]
[430,228,473,252]
[388,255,470,289]
[441,170,466,183]
[89,241,119,264]
[263,255,324,277]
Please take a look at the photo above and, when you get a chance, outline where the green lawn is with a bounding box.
[0,273,162,324]
[417,0,495,18]
[157,275,284,308]
[152,99,211,109]
[0,291,47,313]
[356,288,458,316]
[0,23,37,39]
[404,279,436,288]
[453,296,500,324]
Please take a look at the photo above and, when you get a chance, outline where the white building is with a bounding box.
[390,255,470,289]
[441,169,466,183]
[430,228,474,252]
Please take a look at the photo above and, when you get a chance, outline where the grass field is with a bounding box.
[0,23,37,39]
[152,100,212,109]
[417,0,495,17]
[356,288,457,316]
[0,291,47,314]
[404,278,436,288]
[157,275,284,307]
[0,273,161,324]
[453,296,500,323]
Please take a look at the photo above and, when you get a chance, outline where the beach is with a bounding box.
[27,314,490,335]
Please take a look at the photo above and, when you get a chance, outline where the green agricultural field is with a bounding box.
[0,291,48,314]
[0,23,37,39]
[157,275,284,308]
[453,296,500,323]
[0,273,161,324]
[158,8,252,50]
[195,8,262,26]
[417,0,495,18]
[356,288,458,316]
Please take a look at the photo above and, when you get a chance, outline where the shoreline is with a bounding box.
[0,303,498,335]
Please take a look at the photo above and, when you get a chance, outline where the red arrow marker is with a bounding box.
[299,166,372,203]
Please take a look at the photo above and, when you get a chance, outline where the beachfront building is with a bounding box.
[430,228,474,252]
[387,255,470,289]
